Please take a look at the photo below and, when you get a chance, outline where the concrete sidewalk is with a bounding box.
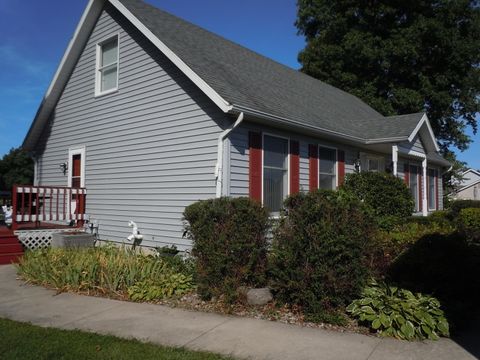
[0,265,477,360]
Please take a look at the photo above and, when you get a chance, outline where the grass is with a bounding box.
[0,318,233,360]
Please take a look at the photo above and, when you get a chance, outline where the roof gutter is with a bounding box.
[231,104,410,145]
[215,112,244,197]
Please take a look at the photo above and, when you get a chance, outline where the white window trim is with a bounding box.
[427,167,437,211]
[365,154,385,172]
[95,33,120,97]
[318,144,338,189]
[408,163,422,212]
[33,158,39,186]
[68,146,86,188]
[261,133,290,212]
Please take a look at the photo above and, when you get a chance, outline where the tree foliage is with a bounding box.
[0,148,34,191]
[296,0,480,152]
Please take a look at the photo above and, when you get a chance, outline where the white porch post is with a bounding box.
[392,145,398,176]
[422,158,428,216]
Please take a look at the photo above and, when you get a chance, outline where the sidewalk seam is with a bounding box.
[365,338,383,360]
[182,318,233,347]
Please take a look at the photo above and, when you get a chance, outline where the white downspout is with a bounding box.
[215,112,244,197]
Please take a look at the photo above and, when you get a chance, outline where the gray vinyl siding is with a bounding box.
[400,135,425,155]
[34,3,228,250]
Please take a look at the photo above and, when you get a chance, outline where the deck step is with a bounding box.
[0,253,23,265]
[0,243,24,254]
[0,236,22,244]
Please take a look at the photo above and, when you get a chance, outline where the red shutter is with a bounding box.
[404,163,410,186]
[249,132,262,201]
[290,140,300,194]
[337,149,345,187]
[435,169,439,210]
[309,144,318,191]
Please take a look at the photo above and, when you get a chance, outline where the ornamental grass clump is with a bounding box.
[347,280,449,340]
[16,245,193,301]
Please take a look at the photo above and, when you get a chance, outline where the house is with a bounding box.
[21,0,450,250]
[452,169,480,201]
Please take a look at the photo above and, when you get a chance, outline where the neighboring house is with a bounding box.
[22,0,450,250]
[452,169,480,201]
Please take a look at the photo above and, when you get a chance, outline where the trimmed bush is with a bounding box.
[371,219,456,276]
[457,208,480,245]
[347,279,449,340]
[342,171,414,229]
[388,233,480,330]
[183,197,270,302]
[269,190,375,322]
[448,200,480,216]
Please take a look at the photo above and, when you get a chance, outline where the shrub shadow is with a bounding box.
[387,232,480,346]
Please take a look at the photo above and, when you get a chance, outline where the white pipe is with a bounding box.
[215,112,244,197]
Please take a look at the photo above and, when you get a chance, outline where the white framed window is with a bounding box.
[428,168,436,210]
[95,35,119,96]
[262,134,289,214]
[409,164,420,212]
[366,155,385,172]
[319,146,337,190]
[68,146,86,188]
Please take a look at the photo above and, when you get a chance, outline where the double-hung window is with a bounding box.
[409,165,420,211]
[319,147,337,190]
[263,135,288,213]
[96,36,119,96]
[428,169,436,210]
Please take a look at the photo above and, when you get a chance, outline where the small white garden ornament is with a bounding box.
[2,205,12,226]
[127,220,143,243]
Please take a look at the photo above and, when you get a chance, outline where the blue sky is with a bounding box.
[0,0,478,168]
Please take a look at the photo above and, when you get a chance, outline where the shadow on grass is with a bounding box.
[387,232,480,357]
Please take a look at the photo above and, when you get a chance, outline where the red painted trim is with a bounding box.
[337,149,345,187]
[28,187,32,222]
[404,163,410,186]
[249,131,262,202]
[290,140,300,194]
[309,144,319,191]
[11,185,18,231]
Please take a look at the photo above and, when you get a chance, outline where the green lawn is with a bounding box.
[0,318,233,360]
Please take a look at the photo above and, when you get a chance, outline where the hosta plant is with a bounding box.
[347,280,449,340]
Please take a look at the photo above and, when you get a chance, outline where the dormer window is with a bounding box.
[95,35,119,96]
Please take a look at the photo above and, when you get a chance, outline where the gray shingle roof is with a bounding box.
[118,0,422,141]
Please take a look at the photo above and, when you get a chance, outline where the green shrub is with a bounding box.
[342,172,414,230]
[388,233,480,330]
[183,197,270,302]
[347,280,449,340]
[448,200,480,216]
[269,190,375,322]
[456,208,480,245]
[16,246,194,301]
